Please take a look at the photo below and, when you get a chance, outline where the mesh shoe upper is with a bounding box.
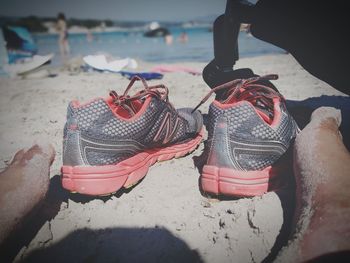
[63,77,203,166]
[197,75,298,171]
[206,100,298,170]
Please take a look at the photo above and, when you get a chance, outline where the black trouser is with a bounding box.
[250,0,349,94]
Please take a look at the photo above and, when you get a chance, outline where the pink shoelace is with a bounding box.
[192,74,283,119]
[109,76,170,116]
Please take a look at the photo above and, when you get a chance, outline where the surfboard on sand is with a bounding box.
[3,53,54,77]
[1,26,54,77]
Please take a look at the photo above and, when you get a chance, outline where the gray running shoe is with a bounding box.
[193,74,298,197]
[62,76,203,196]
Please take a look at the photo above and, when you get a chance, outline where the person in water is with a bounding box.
[178,31,188,43]
[56,12,70,59]
[164,31,173,45]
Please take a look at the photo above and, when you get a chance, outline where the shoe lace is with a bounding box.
[192,74,283,118]
[109,76,170,116]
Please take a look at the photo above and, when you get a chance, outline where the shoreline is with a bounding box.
[32,24,212,37]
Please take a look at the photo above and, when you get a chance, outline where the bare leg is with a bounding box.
[59,37,70,62]
[59,39,65,58]
[276,107,350,262]
[0,143,55,245]
[63,39,70,56]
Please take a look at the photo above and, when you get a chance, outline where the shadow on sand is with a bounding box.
[21,227,203,263]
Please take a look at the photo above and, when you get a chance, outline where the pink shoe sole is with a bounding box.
[62,129,204,196]
[201,165,280,197]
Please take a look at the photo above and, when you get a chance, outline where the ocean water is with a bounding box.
[34,26,284,65]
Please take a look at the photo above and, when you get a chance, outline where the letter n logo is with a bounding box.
[153,112,180,144]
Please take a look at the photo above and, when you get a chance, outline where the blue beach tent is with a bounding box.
[2,26,38,64]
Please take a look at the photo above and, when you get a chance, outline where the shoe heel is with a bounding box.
[201,165,277,197]
[201,165,220,195]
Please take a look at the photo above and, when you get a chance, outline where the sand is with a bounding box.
[0,54,346,262]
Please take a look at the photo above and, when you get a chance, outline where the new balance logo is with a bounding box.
[153,112,180,144]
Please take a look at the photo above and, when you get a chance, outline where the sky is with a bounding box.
[0,0,228,21]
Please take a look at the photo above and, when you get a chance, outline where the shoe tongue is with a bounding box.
[255,104,274,124]
[250,97,275,124]
[219,88,275,124]
[107,93,148,119]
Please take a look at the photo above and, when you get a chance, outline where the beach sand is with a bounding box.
[0,54,346,262]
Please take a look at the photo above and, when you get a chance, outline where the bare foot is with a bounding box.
[0,143,55,245]
[276,107,350,262]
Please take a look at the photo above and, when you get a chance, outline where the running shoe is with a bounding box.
[193,74,298,197]
[62,76,203,196]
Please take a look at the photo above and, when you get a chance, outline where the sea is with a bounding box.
[33,26,284,66]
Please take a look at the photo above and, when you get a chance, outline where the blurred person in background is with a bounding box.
[56,12,70,59]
